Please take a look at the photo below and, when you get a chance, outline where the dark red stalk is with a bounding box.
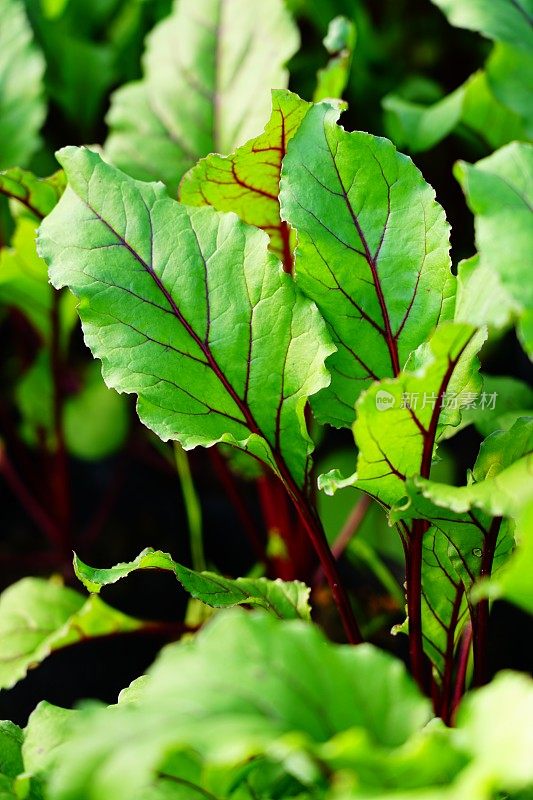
[50,290,71,555]
[314,494,372,585]
[0,445,62,545]
[472,516,503,687]
[439,585,465,724]
[450,622,472,723]
[281,471,363,644]
[407,519,430,692]
[209,447,268,567]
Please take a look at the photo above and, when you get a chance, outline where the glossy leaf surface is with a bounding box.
[280,102,455,427]
[39,147,334,489]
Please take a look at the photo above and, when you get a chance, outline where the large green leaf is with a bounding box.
[105,0,300,194]
[430,0,533,51]
[280,102,455,427]
[0,578,143,690]
[45,610,432,800]
[455,142,533,359]
[180,90,311,271]
[38,147,334,490]
[320,324,483,509]
[0,0,45,169]
[74,547,311,620]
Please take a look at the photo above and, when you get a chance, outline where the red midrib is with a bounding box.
[328,149,400,377]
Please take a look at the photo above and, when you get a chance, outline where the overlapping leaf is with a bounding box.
[180,90,311,271]
[0,0,46,170]
[105,0,300,193]
[38,147,334,489]
[280,102,455,427]
[430,0,533,51]
[0,578,143,690]
[74,547,312,620]
[319,324,483,509]
[0,168,66,219]
[454,141,533,359]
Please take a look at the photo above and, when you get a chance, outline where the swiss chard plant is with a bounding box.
[0,0,532,798]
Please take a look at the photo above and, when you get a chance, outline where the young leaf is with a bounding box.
[74,547,312,620]
[280,102,455,427]
[105,0,300,193]
[314,16,356,103]
[430,0,533,51]
[455,142,533,359]
[0,0,46,169]
[320,324,483,509]
[180,90,311,271]
[38,147,334,490]
[0,578,143,690]
[0,168,66,220]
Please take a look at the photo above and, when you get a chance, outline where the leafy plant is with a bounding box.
[0,0,531,798]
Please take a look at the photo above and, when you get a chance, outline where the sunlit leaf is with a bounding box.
[105,0,300,193]
[0,0,46,169]
[180,90,311,271]
[280,102,455,427]
[38,147,334,490]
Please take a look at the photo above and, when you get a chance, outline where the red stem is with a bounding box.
[407,519,430,692]
[0,445,62,545]
[50,290,71,555]
[439,585,465,724]
[314,494,372,585]
[208,447,268,567]
[450,622,472,723]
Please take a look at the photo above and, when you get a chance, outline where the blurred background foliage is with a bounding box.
[0,0,531,723]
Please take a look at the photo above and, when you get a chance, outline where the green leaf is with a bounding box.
[0,722,23,781]
[46,610,432,800]
[180,90,311,270]
[0,217,54,341]
[22,702,77,776]
[409,418,533,518]
[319,324,484,509]
[38,147,334,490]
[0,578,143,690]
[480,498,533,612]
[280,101,455,427]
[0,0,46,169]
[63,362,130,461]
[0,168,66,220]
[383,82,465,154]
[313,16,356,103]
[455,671,533,792]
[455,375,533,438]
[105,0,300,193]
[486,43,533,138]
[430,0,533,51]
[455,142,533,359]
[383,69,527,155]
[74,547,311,620]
